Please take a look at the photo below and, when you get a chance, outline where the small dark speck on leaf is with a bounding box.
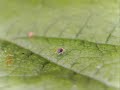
[57,48,65,55]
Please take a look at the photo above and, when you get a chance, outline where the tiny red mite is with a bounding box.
[28,32,34,38]
[57,48,64,54]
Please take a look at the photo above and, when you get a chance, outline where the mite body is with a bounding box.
[28,32,34,38]
[57,48,65,55]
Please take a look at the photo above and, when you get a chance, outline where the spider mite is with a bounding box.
[57,48,65,55]
[28,32,34,38]
[6,54,14,66]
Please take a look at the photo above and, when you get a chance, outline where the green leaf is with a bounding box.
[0,39,118,90]
[0,0,119,45]
[0,0,120,90]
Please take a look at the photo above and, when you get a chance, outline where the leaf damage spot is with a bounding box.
[5,54,14,67]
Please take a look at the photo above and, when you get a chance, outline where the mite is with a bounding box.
[57,48,65,55]
[28,32,34,38]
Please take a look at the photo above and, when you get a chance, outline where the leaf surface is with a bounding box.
[0,0,120,90]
